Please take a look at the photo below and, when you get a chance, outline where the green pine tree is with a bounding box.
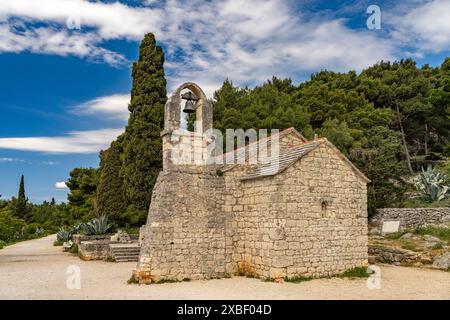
[121,33,167,212]
[15,175,27,219]
[96,137,127,225]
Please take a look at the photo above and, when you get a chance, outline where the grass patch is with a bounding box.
[384,232,406,240]
[415,225,450,242]
[339,267,370,278]
[285,267,369,283]
[127,275,139,284]
[401,242,419,251]
[53,240,63,246]
[284,275,314,283]
[105,256,116,262]
[431,242,444,250]
[392,197,450,208]
[153,278,179,284]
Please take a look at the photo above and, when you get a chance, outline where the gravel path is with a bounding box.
[0,235,449,300]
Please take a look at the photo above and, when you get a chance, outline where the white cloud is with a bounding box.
[389,0,450,54]
[0,0,398,91]
[71,94,130,121]
[42,161,58,165]
[0,22,128,66]
[161,0,396,96]
[0,157,25,162]
[54,181,68,189]
[0,0,447,96]
[0,128,123,154]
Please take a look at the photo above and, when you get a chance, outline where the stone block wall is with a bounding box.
[372,208,450,230]
[72,234,112,247]
[134,168,229,283]
[238,143,368,280]
[78,241,110,260]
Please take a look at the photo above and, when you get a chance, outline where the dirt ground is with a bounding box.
[0,235,449,300]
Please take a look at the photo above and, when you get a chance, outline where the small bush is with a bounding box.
[106,256,116,262]
[127,275,139,284]
[69,244,78,254]
[0,240,6,249]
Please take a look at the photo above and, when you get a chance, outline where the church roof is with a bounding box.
[240,138,370,183]
[240,140,320,180]
[215,127,307,165]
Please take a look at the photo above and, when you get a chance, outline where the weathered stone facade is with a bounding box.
[372,208,450,230]
[133,82,369,283]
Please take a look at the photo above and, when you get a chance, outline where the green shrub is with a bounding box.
[0,208,26,242]
[69,244,79,254]
[0,240,6,249]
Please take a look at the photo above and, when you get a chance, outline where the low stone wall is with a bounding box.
[72,234,112,247]
[78,241,110,260]
[368,245,423,265]
[372,208,450,230]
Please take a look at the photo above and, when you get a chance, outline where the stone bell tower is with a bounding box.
[161,82,213,170]
[133,82,229,284]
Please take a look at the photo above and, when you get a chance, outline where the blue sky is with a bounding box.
[0,0,449,203]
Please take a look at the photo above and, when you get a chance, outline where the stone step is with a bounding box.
[115,258,139,262]
[110,245,140,263]
[111,249,140,253]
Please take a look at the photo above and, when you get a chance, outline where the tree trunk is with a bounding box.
[396,104,413,173]
[424,123,429,156]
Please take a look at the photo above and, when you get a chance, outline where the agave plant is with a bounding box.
[56,227,72,242]
[81,215,112,235]
[71,222,83,234]
[414,165,449,202]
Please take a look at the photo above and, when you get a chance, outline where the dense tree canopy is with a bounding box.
[210,58,450,215]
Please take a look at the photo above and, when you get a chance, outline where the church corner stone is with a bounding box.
[132,82,369,284]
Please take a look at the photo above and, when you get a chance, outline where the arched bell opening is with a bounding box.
[163,82,211,135]
[162,82,213,170]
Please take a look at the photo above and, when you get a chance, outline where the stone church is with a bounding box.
[133,82,369,283]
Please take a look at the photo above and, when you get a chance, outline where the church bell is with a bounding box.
[183,99,196,113]
[181,91,198,113]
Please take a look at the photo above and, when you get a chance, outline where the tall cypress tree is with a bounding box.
[15,175,27,219]
[96,137,127,225]
[121,33,167,212]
